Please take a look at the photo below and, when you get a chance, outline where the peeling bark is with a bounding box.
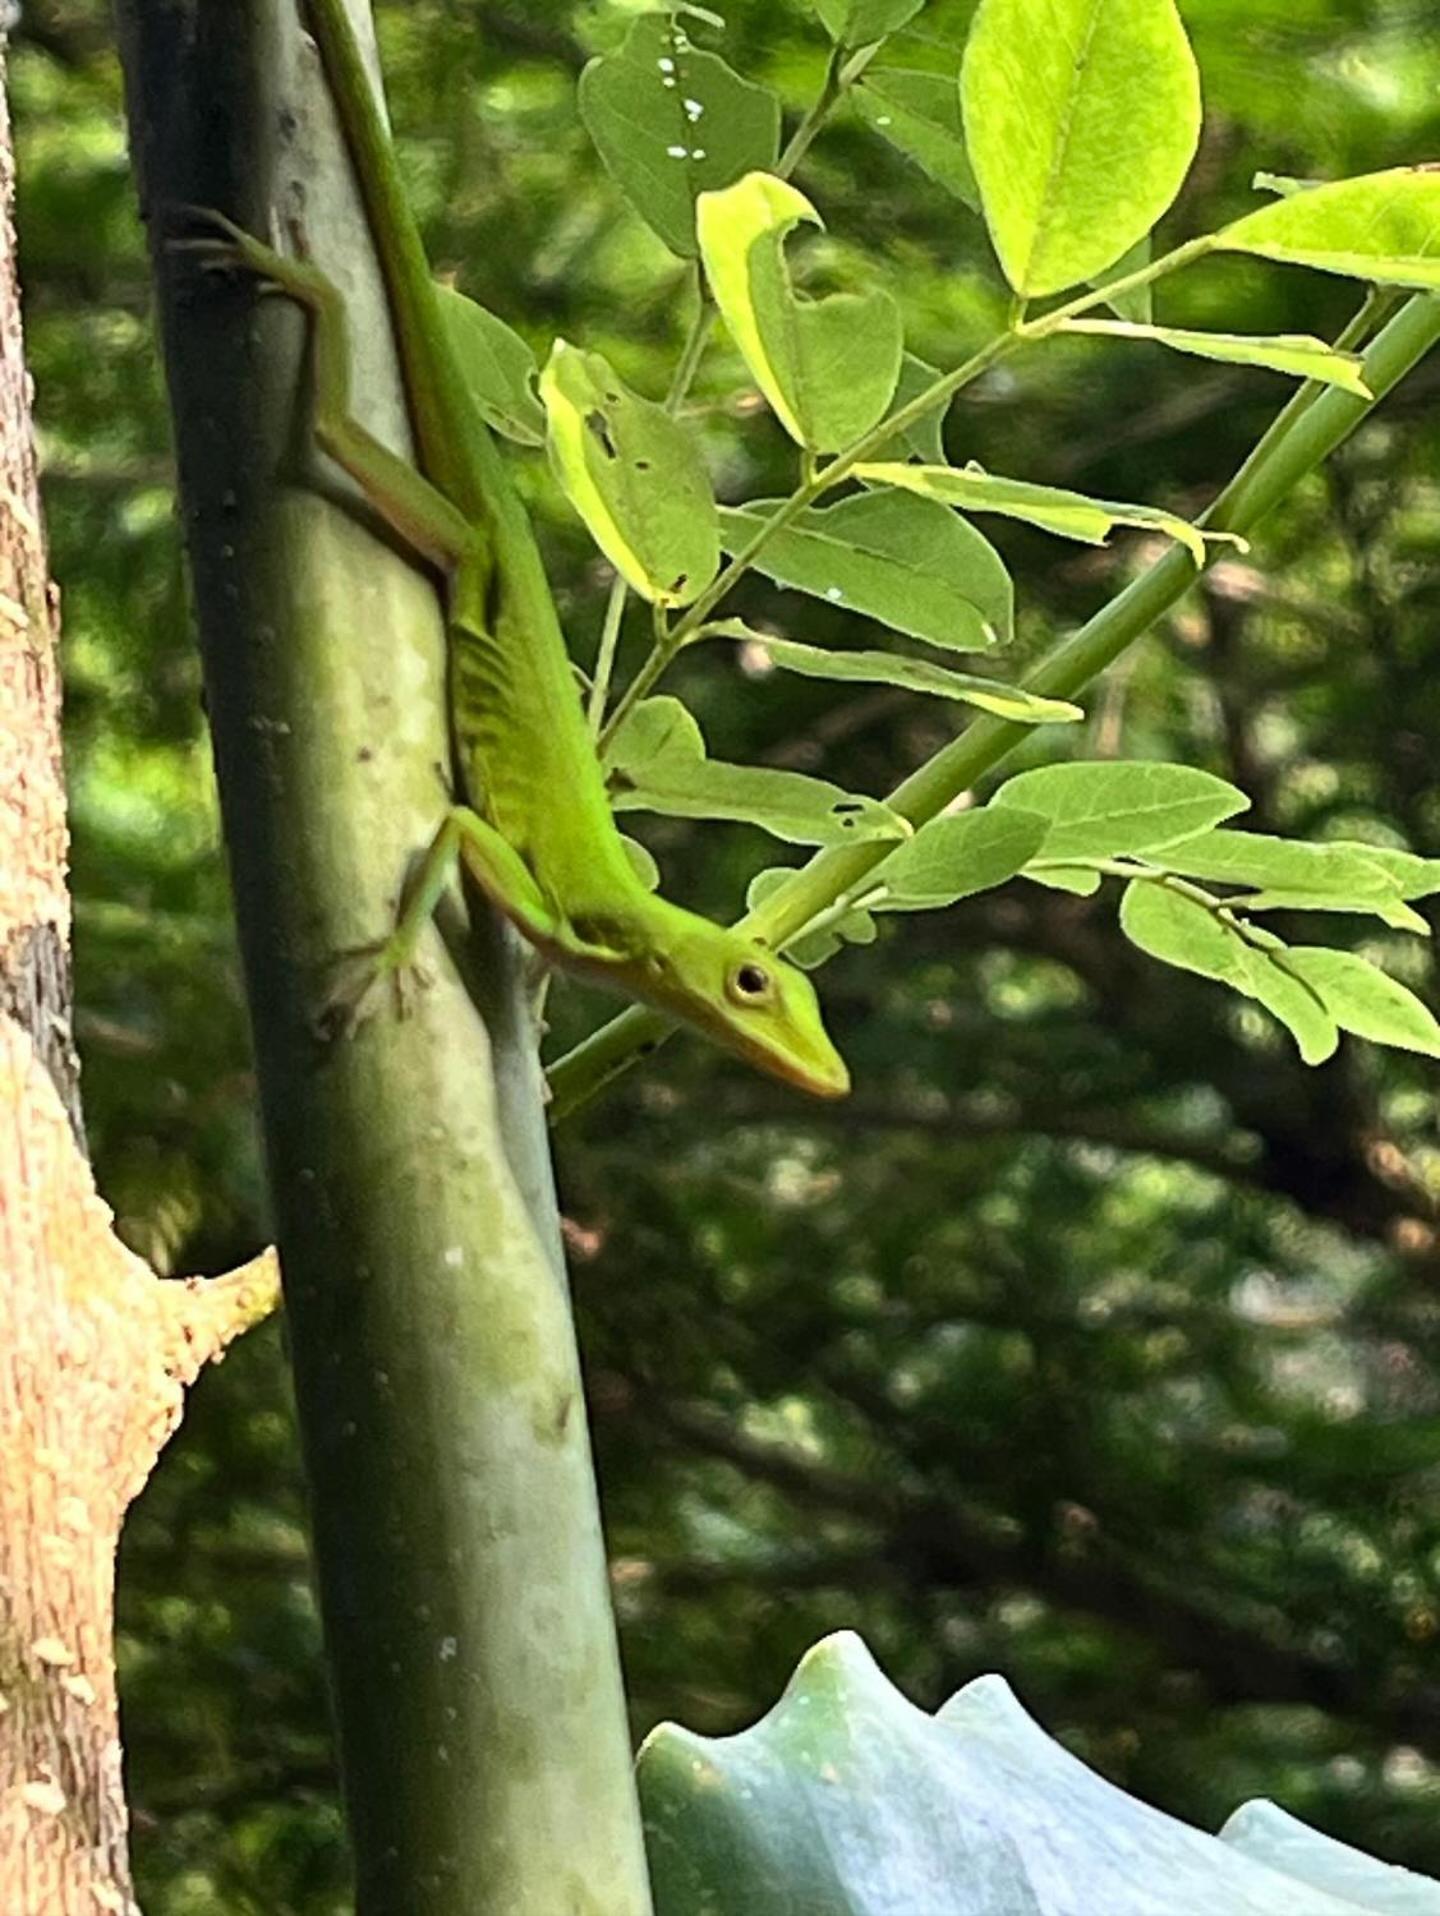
[0,39,280,1915]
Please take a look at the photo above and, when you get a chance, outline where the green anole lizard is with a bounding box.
[187,0,849,1100]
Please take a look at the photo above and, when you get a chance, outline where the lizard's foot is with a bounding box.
[317,939,434,1040]
[169,207,324,305]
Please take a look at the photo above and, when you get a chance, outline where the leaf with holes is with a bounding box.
[854,69,978,207]
[854,462,1217,565]
[717,492,1012,651]
[705,622,1079,724]
[433,286,545,446]
[541,341,718,607]
[960,0,1201,297]
[578,14,781,258]
[605,697,907,847]
[992,762,1249,861]
[697,172,903,451]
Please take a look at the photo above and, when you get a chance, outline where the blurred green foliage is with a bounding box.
[10,1,1440,1909]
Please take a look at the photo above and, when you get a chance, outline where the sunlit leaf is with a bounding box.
[578,14,781,258]
[1283,949,1440,1058]
[993,762,1249,861]
[1060,320,1371,397]
[434,285,545,446]
[697,172,903,450]
[1220,169,1440,289]
[960,0,1201,296]
[1157,830,1424,929]
[705,621,1079,723]
[854,69,978,207]
[540,341,718,606]
[717,492,1012,650]
[1222,1800,1440,1913]
[854,462,1218,565]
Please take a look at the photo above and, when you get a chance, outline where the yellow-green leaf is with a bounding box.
[856,462,1219,566]
[1060,320,1371,398]
[1220,169,1440,289]
[960,0,1201,297]
[541,341,718,607]
[697,172,903,452]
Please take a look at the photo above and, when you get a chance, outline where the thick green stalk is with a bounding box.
[551,290,1440,1121]
[114,4,651,1910]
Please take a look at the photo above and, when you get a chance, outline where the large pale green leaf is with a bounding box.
[1118,883,1338,1064]
[1156,830,1427,931]
[705,621,1079,724]
[540,341,718,607]
[717,492,1012,651]
[697,173,904,451]
[959,0,1201,297]
[993,762,1249,862]
[1060,320,1371,397]
[1222,1802,1440,1914]
[605,697,907,847]
[815,0,927,46]
[1283,949,1440,1058]
[578,15,781,258]
[853,69,978,207]
[873,806,1050,910]
[433,285,545,446]
[641,1630,1386,1913]
[1220,170,1440,290]
[855,462,1215,564]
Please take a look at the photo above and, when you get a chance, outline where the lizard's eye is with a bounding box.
[727,960,775,1008]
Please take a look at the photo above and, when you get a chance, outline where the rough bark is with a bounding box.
[0,39,279,1915]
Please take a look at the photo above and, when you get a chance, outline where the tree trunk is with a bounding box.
[113,3,653,1909]
[0,36,278,1916]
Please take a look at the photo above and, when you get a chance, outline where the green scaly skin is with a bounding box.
[188,0,849,1100]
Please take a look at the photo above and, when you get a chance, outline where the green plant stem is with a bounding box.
[116,4,652,1908]
[588,575,628,735]
[551,289,1440,1122]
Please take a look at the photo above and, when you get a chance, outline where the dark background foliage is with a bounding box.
[10,1,1440,1908]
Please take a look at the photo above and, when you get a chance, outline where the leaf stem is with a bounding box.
[588,575,628,735]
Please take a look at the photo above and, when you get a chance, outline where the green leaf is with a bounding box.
[1095,235,1153,324]
[959,0,1201,297]
[993,762,1249,861]
[642,1630,1382,1914]
[577,15,781,259]
[705,621,1080,724]
[866,354,950,465]
[1220,169,1440,290]
[540,341,719,607]
[1156,830,1425,929]
[1060,320,1371,397]
[815,0,926,47]
[1340,845,1440,900]
[433,285,545,446]
[1252,171,1323,199]
[874,806,1050,910]
[854,462,1218,565]
[1118,883,1338,1064]
[746,868,877,968]
[717,492,1013,651]
[1283,949,1440,1058]
[605,697,908,847]
[619,834,661,892]
[1023,864,1103,896]
[696,172,904,451]
[853,69,978,208]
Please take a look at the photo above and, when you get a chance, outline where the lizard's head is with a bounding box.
[633,910,850,1100]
